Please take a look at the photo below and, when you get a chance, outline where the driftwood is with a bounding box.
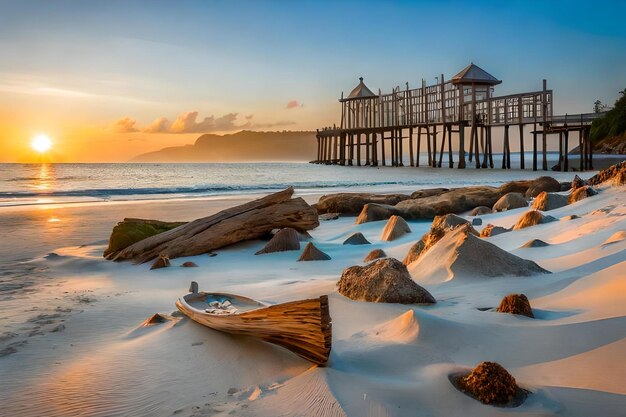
[108,187,319,263]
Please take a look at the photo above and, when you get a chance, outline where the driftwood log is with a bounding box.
[107,187,319,263]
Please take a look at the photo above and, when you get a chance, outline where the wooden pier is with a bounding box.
[314,63,601,171]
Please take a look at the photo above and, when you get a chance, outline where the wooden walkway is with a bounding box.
[314,64,602,171]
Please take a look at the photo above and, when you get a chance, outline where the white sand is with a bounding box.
[0,182,625,416]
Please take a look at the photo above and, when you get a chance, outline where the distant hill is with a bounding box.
[130,130,317,162]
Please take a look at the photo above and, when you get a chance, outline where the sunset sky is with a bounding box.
[1,0,625,162]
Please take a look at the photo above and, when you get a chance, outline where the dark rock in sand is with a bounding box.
[104,218,186,259]
[255,228,300,255]
[319,213,340,221]
[492,193,528,212]
[469,206,492,216]
[525,176,561,198]
[181,261,198,267]
[343,232,371,245]
[141,313,170,326]
[561,214,580,221]
[363,249,387,262]
[337,258,436,304]
[587,161,626,185]
[572,174,586,190]
[521,239,549,248]
[496,294,534,318]
[150,254,171,270]
[498,180,533,195]
[512,210,557,230]
[381,215,411,241]
[356,203,401,224]
[452,362,525,406]
[297,242,331,261]
[480,224,510,237]
[531,191,569,211]
[316,193,411,215]
[410,188,450,199]
[472,218,483,226]
[568,185,598,204]
[559,181,571,191]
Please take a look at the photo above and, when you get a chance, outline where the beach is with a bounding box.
[1,163,625,417]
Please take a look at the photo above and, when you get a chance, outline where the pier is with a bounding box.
[314,63,602,171]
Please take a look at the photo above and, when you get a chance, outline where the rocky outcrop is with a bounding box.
[381,215,411,241]
[104,218,186,259]
[521,239,549,248]
[356,203,401,224]
[108,188,319,263]
[492,193,528,212]
[498,180,533,195]
[571,175,586,190]
[452,362,523,406]
[531,192,569,211]
[337,258,436,304]
[181,261,198,267]
[568,185,598,204]
[469,206,492,216]
[480,224,510,237]
[410,188,450,199]
[363,249,387,262]
[316,193,411,215]
[343,232,371,245]
[496,294,534,318]
[588,161,626,185]
[512,210,557,230]
[150,254,170,270]
[525,176,561,198]
[403,240,426,266]
[297,242,331,261]
[256,227,301,255]
[319,213,340,221]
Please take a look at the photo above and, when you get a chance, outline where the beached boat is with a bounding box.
[176,283,332,365]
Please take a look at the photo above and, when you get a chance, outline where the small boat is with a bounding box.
[176,282,332,365]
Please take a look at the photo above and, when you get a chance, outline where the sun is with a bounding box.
[31,134,53,153]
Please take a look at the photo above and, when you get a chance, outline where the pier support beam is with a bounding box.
[458,123,466,169]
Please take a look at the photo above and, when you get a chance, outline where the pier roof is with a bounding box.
[452,63,502,85]
[344,77,376,100]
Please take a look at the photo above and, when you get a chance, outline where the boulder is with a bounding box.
[363,249,387,262]
[472,218,482,226]
[496,294,534,318]
[381,215,411,241]
[255,227,301,255]
[521,239,549,248]
[104,218,186,259]
[480,224,510,237]
[356,203,401,224]
[525,176,561,198]
[181,261,198,267]
[409,226,550,282]
[498,180,533,195]
[343,232,371,245]
[531,191,569,211]
[587,161,626,185]
[571,174,586,190]
[337,258,436,304]
[141,313,170,326]
[559,181,572,191]
[410,188,450,199]
[150,254,171,270]
[469,206,492,216]
[316,192,411,215]
[492,193,528,212]
[319,213,340,221]
[568,185,598,204]
[297,242,331,261]
[452,362,523,405]
[403,240,426,266]
[512,210,557,230]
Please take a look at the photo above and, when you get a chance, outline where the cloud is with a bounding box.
[286,100,302,109]
[114,117,139,133]
[144,117,171,133]
[169,111,242,133]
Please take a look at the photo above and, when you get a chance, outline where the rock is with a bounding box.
[525,176,561,198]
[568,185,598,204]
[472,218,482,226]
[512,210,557,230]
[559,181,571,191]
[498,180,533,195]
[561,214,580,221]
[109,188,319,263]
[403,240,426,265]
[104,218,185,259]
[319,213,340,221]
[255,227,301,255]
[150,254,171,270]
[409,226,550,281]
[381,215,411,241]
[337,258,436,304]
[141,313,170,326]
[181,261,198,267]
[410,188,450,199]
[356,203,401,224]
[453,362,522,405]
[343,232,371,245]
[496,294,534,318]
[469,206,492,216]
[587,161,626,185]
[531,191,569,211]
[363,249,387,262]
[480,224,510,237]
[297,242,331,261]
[492,193,528,212]
[316,193,411,215]
[572,175,586,190]
[521,239,549,248]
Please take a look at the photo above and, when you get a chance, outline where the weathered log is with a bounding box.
[108,187,319,263]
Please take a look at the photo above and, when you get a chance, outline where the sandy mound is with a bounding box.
[410,226,549,282]
[363,248,387,262]
[358,310,420,344]
[525,176,561,198]
[150,254,170,270]
[588,160,626,185]
[602,230,626,246]
[561,214,580,221]
[480,224,510,237]
[343,232,371,245]
[337,258,436,304]
[531,191,569,211]
[381,215,411,241]
[255,228,301,254]
[496,294,534,318]
[568,185,598,204]
[469,206,492,216]
[297,242,331,261]
[521,239,549,248]
[512,210,557,230]
[451,362,525,406]
[492,192,528,212]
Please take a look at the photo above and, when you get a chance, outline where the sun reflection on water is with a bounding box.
[34,163,56,191]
